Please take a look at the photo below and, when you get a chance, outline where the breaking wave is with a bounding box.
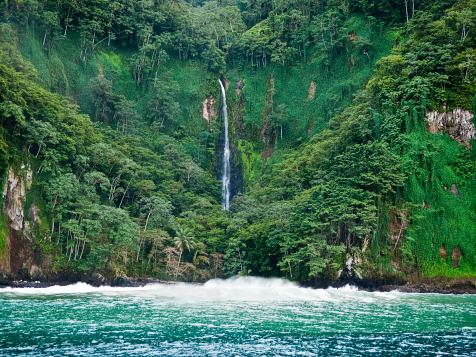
[0,276,405,302]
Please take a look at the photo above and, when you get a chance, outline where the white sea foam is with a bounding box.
[0,282,157,295]
[0,276,404,302]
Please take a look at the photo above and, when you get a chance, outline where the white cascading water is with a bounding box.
[219,79,231,211]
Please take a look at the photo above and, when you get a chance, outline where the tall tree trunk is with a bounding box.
[175,249,183,279]
[144,210,152,233]
[57,223,61,245]
[74,239,79,260]
[136,210,152,262]
[79,240,86,260]
[68,233,74,262]
[136,234,144,262]
[118,183,130,208]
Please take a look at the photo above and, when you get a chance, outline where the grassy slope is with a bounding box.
[234,17,390,138]
[19,29,218,170]
[227,15,393,187]
[403,129,476,278]
[367,127,476,280]
[19,15,393,192]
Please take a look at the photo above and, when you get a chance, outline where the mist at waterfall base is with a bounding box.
[1,277,475,356]
[219,79,231,211]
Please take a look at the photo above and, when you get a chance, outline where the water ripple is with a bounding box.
[0,277,475,356]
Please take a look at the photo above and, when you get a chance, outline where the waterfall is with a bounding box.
[219,79,231,211]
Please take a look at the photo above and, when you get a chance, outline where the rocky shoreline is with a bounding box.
[327,275,476,294]
[369,280,476,294]
[1,276,475,294]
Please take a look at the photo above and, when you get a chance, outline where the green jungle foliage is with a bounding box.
[0,0,474,283]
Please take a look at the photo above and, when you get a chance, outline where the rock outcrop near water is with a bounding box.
[0,166,47,281]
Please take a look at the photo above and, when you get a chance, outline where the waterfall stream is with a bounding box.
[219,79,231,211]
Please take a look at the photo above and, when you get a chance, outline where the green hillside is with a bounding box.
[0,0,474,284]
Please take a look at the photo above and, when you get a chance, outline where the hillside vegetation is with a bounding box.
[0,0,474,284]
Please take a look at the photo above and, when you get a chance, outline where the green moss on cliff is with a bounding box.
[402,130,476,277]
[0,215,7,258]
[0,170,7,258]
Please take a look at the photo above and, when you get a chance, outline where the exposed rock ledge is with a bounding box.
[3,166,28,232]
[426,109,475,145]
[334,274,476,294]
[0,165,47,281]
[376,278,476,294]
[202,96,216,128]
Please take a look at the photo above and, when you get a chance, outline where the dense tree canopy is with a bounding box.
[0,0,475,283]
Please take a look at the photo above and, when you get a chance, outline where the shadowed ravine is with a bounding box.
[1,277,475,356]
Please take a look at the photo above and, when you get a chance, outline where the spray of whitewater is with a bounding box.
[219,79,231,211]
[0,277,403,303]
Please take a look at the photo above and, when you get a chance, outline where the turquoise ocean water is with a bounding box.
[0,277,475,356]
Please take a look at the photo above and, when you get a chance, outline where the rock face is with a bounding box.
[29,204,41,225]
[426,109,475,146]
[307,81,316,100]
[450,184,459,197]
[339,255,362,282]
[439,245,448,259]
[3,167,26,232]
[452,247,462,268]
[236,79,244,97]
[0,166,46,281]
[202,96,216,128]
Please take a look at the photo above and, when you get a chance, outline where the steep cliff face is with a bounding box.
[0,165,47,281]
[426,109,475,146]
[202,96,216,130]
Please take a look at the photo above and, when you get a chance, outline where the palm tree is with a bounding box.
[173,226,196,278]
